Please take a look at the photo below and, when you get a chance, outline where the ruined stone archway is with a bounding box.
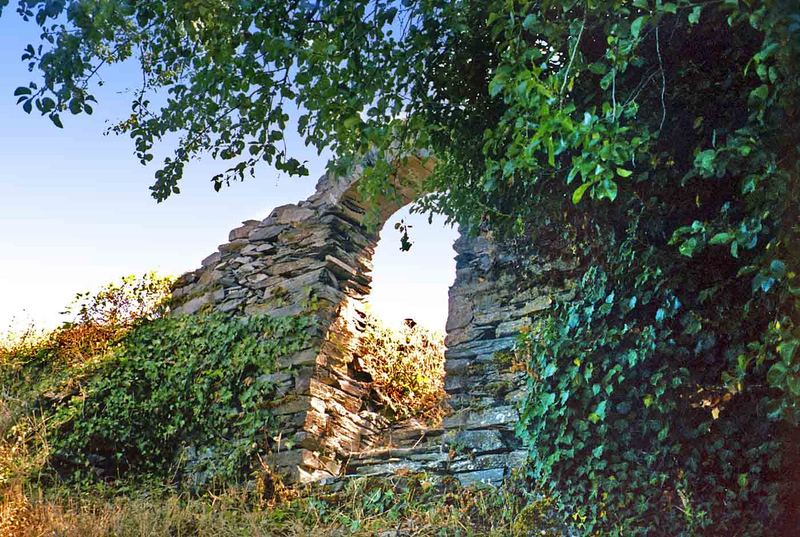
[171,156,575,485]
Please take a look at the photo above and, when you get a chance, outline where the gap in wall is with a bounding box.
[366,205,459,334]
[356,204,458,430]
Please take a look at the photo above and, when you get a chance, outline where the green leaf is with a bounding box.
[599,179,618,201]
[749,84,769,101]
[678,238,698,257]
[708,232,734,245]
[593,400,607,421]
[767,362,787,386]
[688,6,702,24]
[343,114,362,129]
[522,14,537,30]
[572,181,593,204]
[695,149,716,174]
[41,97,55,113]
[770,260,786,279]
[738,473,748,488]
[779,340,798,365]
[616,168,633,178]
[787,376,800,397]
[13,86,31,96]
[631,16,646,39]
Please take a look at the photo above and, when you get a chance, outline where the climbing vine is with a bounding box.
[505,3,800,534]
[51,312,312,487]
[3,0,799,533]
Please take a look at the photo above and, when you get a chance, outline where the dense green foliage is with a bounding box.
[51,312,311,486]
[502,4,800,535]
[3,0,799,534]
[2,276,312,490]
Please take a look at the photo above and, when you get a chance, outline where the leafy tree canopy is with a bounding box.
[3,0,799,534]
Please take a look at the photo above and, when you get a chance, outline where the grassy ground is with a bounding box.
[1,473,561,537]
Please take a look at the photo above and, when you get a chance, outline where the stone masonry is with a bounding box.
[170,156,576,486]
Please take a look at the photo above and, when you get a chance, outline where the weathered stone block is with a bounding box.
[454,468,505,487]
[248,224,288,242]
[445,429,505,453]
[446,294,473,331]
[229,221,258,241]
[218,239,249,254]
[443,405,519,430]
[201,251,222,268]
[274,205,315,224]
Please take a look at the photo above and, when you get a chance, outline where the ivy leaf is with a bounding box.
[770,260,786,279]
[678,238,698,257]
[787,376,800,397]
[522,14,537,30]
[689,6,702,24]
[778,340,798,365]
[695,149,716,175]
[767,362,787,386]
[661,3,677,14]
[749,84,769,101]
[708,232,734,245]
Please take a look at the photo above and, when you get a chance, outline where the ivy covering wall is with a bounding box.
[3,0,799,533]
[51,313,312,487]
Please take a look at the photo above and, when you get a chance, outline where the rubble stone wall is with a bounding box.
[170,157,576,486]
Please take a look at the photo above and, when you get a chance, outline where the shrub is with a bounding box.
[0,273,173,376]
[356,313,446,422]
[63,272,173,329]
[53,273,173,366]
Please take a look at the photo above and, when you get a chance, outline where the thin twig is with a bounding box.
[560,12,586,98]
[612,68,617,119]
[656,24,666,130]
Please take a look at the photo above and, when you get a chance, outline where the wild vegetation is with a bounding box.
[2,0,799,534]
[2,471,560,537]
[1,275,462,536]
[357,313,446,423]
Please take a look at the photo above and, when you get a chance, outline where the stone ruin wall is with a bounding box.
[170,157,577,486]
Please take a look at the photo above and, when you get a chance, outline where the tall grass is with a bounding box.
[1,473,560,537]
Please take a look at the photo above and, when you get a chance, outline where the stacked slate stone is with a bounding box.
[170,156,576,487]
[170,160,429,483]
[346,230,577,486]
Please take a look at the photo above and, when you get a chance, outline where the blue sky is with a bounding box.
[0,15,458,332]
